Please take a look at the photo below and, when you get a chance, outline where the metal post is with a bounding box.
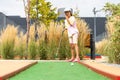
[90,7,96,60]
[90,33,95,60]
[91,7,103,60]
[93,8,103,42]
[93,7,96,42]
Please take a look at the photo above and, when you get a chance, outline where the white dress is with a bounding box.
[65,16,79,44]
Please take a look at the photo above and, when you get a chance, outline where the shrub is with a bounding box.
[96,39,108,55]
[0,19,90,60]
[28,40,37,59]
[106,25,120,64]
[38,20,90,60]
[14,32,26,59]
[28,26,38,59]
[0,25,17,59]
[38,41,48,60]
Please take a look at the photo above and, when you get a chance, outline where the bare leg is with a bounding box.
[74,44,80,59]
[70,44,75,59]
[68,44,75,62]
[72,44,80,62]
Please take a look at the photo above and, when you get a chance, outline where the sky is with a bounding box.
[0,0,120,17]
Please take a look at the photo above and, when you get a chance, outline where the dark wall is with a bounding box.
[0,13,27,33]
[57,17,107,36]
[0,12,6,29]
[6,16,17,27]
[0,12,107,38]
[81,17,107,36]
[7,16,27,33]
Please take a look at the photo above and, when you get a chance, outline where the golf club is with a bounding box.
[55,28,66,59]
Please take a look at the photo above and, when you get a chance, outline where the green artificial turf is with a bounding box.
[10,62,110,80]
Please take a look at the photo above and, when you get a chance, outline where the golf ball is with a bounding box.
[71,63,74,66]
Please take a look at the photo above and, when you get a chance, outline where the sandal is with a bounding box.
[67,58,75,62]
[73,58,80,62]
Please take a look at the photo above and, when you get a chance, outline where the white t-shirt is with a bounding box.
[65,16,79,37]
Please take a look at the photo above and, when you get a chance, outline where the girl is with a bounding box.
[64,8,80,62]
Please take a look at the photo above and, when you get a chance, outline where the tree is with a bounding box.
[104,3,120,32]
[104,3,120,16]
[104,3,120,64]
[30,0,58,27]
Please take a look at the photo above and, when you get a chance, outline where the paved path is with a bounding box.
[80,60,120,80]
[0,60,37,80]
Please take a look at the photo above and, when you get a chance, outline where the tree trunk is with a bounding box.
[26,0,30,49]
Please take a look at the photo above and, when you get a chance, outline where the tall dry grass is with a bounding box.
[76,19,91,58]
[106,17,120,63]
[96,16,118,54]
[0,19,90,60]
[0,25,18,59]
[96,16,120,64]
[36,22,69,59]
[14,32,26,59]
[96,17,117,55]
[96,39,108,55]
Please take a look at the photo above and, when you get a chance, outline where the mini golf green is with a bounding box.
[10,62,110,80]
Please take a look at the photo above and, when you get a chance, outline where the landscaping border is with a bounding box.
[79,61,120,80]
[0,61,37,80]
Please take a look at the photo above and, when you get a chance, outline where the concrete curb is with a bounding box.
[79,61,120,80]
[0,61,37,80]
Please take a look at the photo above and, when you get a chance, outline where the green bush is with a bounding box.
[47,41,57,60]
[58,36,70,60]
[0,25,17,59]
[28,41,37,59]
[106,26,120,64]
[0,20,90,60]
[38,41,48,60]
[102,3,120,64]
[1,41,15,59]
[14,43,25,59]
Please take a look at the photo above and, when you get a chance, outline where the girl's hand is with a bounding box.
[65,15,69,20]
[65,15,73,26]
[62,28,67,33]
[70,33,75,38]
[64,28,67,31]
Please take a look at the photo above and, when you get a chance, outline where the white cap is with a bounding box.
[64,8,72,12]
